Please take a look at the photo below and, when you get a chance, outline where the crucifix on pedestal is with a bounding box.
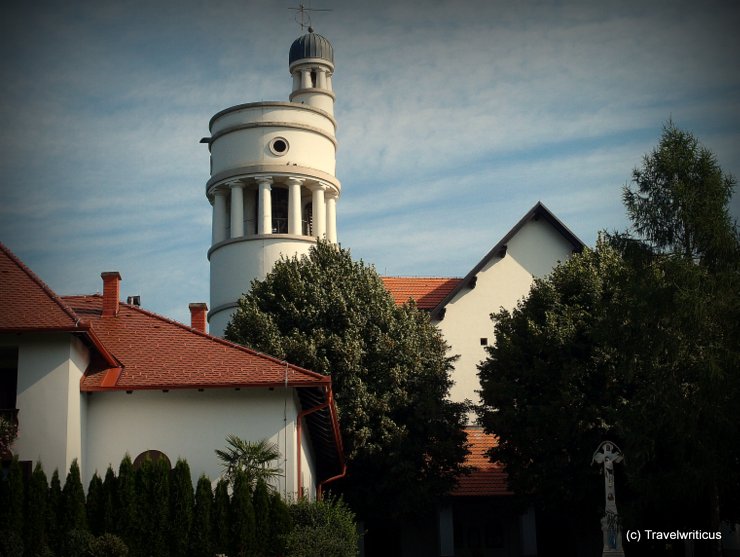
[592,441,625,556]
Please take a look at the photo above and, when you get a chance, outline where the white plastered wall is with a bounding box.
[84,387,314,498]
[437,218,575,417]
[5,332,88,478]
[209,236,316,337]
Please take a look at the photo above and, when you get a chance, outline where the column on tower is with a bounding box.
[229,181,244,238]
[326,191,337,243]
[257,177,273,235]
[301,69,312,89]
[212,189,228,244]
[316,68,327,89]
[286,177,304,235]
[311,184,326,239]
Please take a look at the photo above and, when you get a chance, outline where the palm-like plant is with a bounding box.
[215,435,283,489]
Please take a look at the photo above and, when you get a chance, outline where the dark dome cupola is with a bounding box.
[289,29,335,115]
[289,28,334,65]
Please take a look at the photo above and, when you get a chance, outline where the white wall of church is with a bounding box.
[438,218,576,413]
[84,387,312,497]
[5,332,88,477]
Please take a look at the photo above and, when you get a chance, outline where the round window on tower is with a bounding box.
[269,137,289,156]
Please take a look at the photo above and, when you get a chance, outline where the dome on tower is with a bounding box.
[289,29,334,65]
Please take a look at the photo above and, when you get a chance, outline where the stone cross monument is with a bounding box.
[592,441,625,556]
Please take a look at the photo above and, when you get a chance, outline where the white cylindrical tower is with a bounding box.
[205,30,341,337]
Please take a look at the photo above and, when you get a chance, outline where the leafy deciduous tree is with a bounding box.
[225,241,468,519]
[478,123,739,553]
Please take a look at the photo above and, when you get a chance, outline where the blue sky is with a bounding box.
[1,0,739,324]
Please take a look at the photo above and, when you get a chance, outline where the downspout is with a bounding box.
[296,386,330,498]
[318,386,347,499]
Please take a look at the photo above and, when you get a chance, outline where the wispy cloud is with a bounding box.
[1,0,738,323]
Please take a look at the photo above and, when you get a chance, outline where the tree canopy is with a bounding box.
[477,122,740,538]
[225,241,468,519]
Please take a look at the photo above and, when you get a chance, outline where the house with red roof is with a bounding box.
[0,242,344,497]
[382,202,584,557]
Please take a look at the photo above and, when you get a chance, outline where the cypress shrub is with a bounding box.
[87,472,105,536]
[116,455,138,554]
[47,469,63,552]
[190,475,213,557]
[252,478,271,556]
[212,478,231,556]
[25,462,50,555]
[230,470,256,557]
[268,491,292,557]
[62,459,87,534]
[102,466,117,534]
[0,457,26,555]
[1,456,25,535]
[169,459,193,557]
[135,457,170,557]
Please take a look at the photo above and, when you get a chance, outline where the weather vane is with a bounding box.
[289,3,331,32]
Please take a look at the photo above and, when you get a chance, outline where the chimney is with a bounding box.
[101,272,122,317]
[189,303,208,333]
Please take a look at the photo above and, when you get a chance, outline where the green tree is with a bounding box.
[135,457,170,557]
[230,470,256,557]
[252,478,271,556]
[477,123,740,551]
[190,475,213,557]
[268,491,292,557]
[212,478,231,556]
[87,472,105,536]
[115,456,138,552]
[624,120,738,267]
[26,462,50,555]
[169,459,194,557]
[102,466,117,535]
[225,241,468,519]
[62,459,87,534]
[0,456,24,540]
[215,435,283,489]
[284,497,358,557]
[47,469,63,552]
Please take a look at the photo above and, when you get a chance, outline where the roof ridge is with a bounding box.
[381,276,463,280]
[62,294,329,384]
[1,242,82,328]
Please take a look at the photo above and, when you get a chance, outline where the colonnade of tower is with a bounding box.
[205,29,340,336]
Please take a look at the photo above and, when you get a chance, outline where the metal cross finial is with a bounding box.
[289,3,332,32]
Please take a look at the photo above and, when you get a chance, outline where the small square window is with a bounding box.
[480,338,488,346]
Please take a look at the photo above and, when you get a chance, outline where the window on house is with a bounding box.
[480,338,488,346]
[133,450,171,470]
[0,347,19,419]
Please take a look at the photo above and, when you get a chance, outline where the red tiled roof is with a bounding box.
[0,242,81,332]
[62,295,330,391]
[452,427,511,497]
[381,277,462,310]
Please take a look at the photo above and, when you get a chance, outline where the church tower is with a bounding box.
[204,29,340,337]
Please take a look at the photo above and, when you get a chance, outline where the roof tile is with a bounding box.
[0,242,81,332]
[381,277,462,310]
[63,295,329,391]
[452,427,511,497]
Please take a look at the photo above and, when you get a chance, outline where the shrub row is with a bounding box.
[0,456,358,557]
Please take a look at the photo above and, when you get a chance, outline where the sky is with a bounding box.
[1,0,739,325]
